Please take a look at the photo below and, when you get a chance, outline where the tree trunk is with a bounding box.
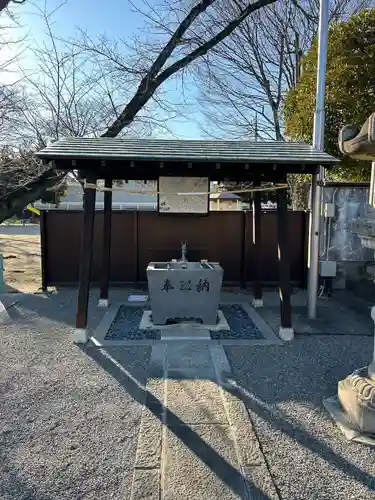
[288,174,310,211]
[0,169,65,224]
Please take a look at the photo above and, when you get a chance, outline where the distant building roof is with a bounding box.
[210,192,241,200]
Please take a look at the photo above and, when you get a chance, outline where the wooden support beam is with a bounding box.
[240,210,248,289]
[276,185,294,341]
[40,210,48,292]
[252,183,263,307]
[75,175,97,342]
[99,179,112,307]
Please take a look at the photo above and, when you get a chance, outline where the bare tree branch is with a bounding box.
[101,0,277,137]
[0,0,26,12]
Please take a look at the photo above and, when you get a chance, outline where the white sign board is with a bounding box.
[158,177,209,214]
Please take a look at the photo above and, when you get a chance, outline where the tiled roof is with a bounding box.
[36,137,339,165]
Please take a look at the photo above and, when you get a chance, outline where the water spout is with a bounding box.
[179,241,188,262]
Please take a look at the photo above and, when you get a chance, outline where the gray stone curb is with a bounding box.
[130,352,167,500]
[211,345,280,499]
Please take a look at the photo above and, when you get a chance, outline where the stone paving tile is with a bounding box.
[134,409,163,469]
[163,424,248,500]
[130,469,160,500]
[165,379,228,425]
[242,466,280,500]
[166,344,213,371]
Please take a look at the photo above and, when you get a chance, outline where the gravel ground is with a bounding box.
[0,291,151,500]
[211,304,263,340]
[105,305,161,340]
[225,336,375,500]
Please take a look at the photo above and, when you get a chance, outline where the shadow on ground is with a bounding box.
[225,336,375,499]
[83,345,269,499]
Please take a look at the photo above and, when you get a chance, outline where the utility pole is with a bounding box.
[294,32,303,85]
[307,0,329,318]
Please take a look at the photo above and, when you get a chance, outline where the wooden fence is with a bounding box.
[40,210,308,288]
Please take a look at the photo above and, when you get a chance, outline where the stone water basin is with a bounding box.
[146,261,223,325]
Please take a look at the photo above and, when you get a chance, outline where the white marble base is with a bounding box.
[278,326,294,342]
[98,299,109,308]
[252,298,263,308]
[139,309,230,332]
[73,328,90,344]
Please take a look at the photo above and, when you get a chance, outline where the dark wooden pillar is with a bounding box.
[276,185,293,339]
[252,183,263,306]
[75,175,97,341]
[40,210,48,292]
[240,210,248,289]
[99,179,112,306]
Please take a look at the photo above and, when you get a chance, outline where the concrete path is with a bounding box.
[130,335,278,499]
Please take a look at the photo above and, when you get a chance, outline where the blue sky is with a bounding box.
[4,0,204,138]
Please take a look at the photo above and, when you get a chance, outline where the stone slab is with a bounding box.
[165,379,228,424]
[148,345,166,378]
[221,387,268,467]
[162,424,248,500]
[242,466,280,500]
[161,326,211,340]
[130,469,160,500]
[210,345,232,384]
[134,407,163,469]
[92,338,284,347]
[134,378,165,469]
[166,344,213,372]
[139,309,229,331]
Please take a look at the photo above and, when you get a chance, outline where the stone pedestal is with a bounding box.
[337,367,375,435]
[327,124,375,444]
[323,305,375,445]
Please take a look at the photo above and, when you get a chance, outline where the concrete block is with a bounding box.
[252,298,263,308]
[278,327,294,342]
[73,328,90,344]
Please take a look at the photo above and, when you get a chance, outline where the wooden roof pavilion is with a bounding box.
[36,137,338,180]
[35,138,339,343]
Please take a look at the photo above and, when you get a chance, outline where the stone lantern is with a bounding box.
[324,112,375,444]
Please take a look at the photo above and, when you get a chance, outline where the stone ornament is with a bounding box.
[338,367,375,435]
[322,115,375,443]
[338,111,375,160]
